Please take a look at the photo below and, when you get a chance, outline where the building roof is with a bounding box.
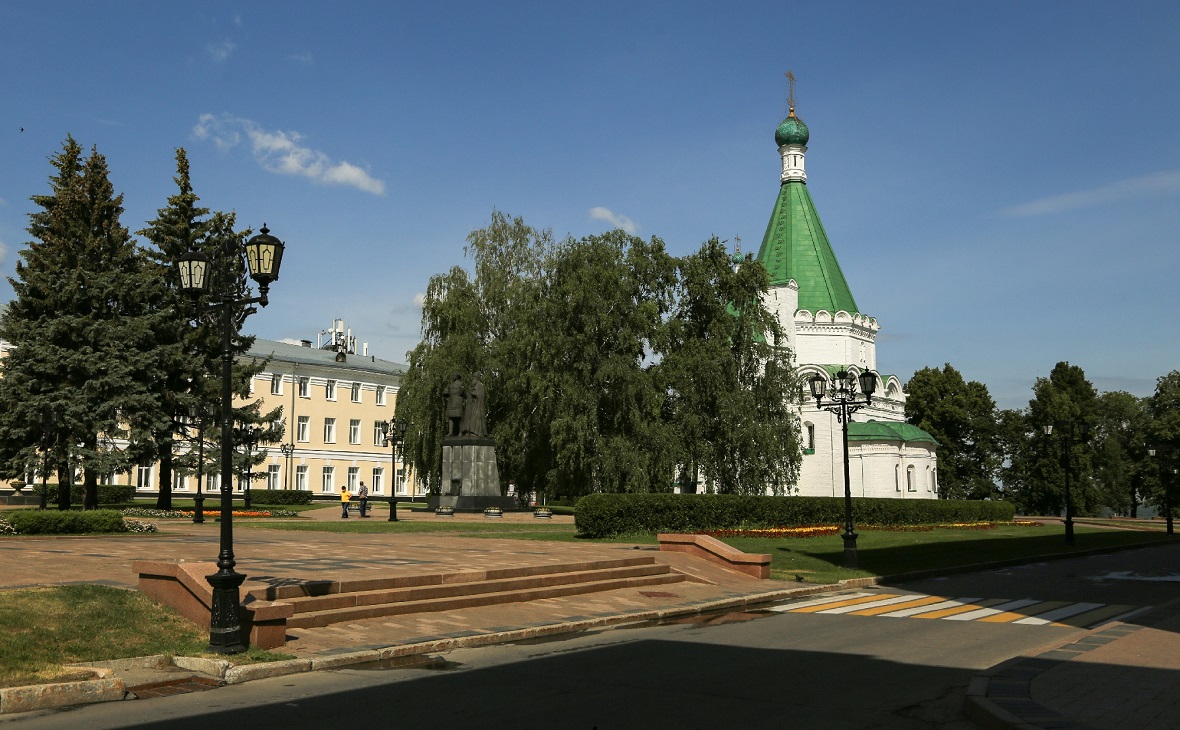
[247,338,407,378]
[847,420,939,445]
[755,111,860,315]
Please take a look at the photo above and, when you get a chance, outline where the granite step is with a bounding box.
[285,570,686,629]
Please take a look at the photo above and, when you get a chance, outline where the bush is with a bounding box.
[5,509,130,535]
[573,494,1016,538]
[250,489,314,505]
[32,484,136,505]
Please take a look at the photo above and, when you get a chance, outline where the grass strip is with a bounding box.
[0,585,291,688]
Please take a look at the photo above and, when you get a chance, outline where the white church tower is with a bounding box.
[755,76,939,499]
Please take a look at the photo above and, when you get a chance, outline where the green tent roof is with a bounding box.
[847,420,939,446]
[755,181,859,315]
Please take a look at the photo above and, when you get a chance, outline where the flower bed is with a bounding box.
[703,521,1041,539]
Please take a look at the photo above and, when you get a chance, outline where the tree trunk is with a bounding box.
[82,434,99,509]
[56,459,72,511]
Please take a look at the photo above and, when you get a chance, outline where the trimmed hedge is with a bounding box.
[31,484,137,505]
[574,493,1016,538]
[250,489,314,506]
[5,509,129,535]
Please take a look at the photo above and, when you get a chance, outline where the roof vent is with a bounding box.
[301,339,313,348]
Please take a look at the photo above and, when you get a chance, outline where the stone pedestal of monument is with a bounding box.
[428,436,517,512]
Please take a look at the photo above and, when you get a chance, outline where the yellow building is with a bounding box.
[2,323,415,501]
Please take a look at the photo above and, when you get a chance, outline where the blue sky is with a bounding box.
[1,1,1177,410]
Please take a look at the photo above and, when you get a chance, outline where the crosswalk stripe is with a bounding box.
[817,594,920,614]
[880,598,981,617]
[944,598,1044,621]
[914,597,1011,619]
[791,594,900,613]
[1014,602,1104,625]
[978,600,1073,623]
[765,592,873,612]
[1051,604,1139,628]
[849,595,948,616]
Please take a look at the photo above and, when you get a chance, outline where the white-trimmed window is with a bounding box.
[347,466,359,490]
[174,472,187,491]
[295,465,308,491]
[372,467,384,494]
[927,466,934,492]
[137,465,153,490]
[932,468,938,494]
[895,465,901,492]
[349,419,361,445]
[299,377,310,398]
[325,380,337,401]
[321,466,335,492]
[397,468,407,495]
[268,464,281,490]
[374,421,386,446]
[209,473,221,492]
[376,386,387,406]
[351,382,362,403]
[271,373,283,395]
[297,416,310,443]
[324,418,336,443]
[907,465,916,492]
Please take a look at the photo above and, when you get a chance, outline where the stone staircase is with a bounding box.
[259,556,686,630]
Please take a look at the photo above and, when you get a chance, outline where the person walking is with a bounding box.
[357,481,370,518]
[340,486,352,518]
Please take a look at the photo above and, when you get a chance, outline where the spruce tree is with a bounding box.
[0,138,162,509]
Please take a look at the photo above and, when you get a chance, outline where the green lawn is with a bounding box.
[0,585,290,688]
[735,525,1169,584]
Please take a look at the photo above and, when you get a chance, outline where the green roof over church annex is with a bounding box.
[754,110,860,316]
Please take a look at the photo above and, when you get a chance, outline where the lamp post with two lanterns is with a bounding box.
[808,368,878,569]
[383,417,408,522]
[176,224,285,654]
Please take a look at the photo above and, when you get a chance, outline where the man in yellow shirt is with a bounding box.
[340,486,352,518]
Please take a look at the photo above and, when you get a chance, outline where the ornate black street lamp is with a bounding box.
[383,417,408,522]
[809,368,877,569]
[189,404,207,524]
[176,224,285,654]
[279,442,294,491]
[239,424,260,509]
[1045,423,1086,545]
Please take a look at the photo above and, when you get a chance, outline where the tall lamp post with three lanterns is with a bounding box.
[176,224,285,654]
[808,368,878,569]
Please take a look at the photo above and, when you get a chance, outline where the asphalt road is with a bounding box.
[7,543,1176,730]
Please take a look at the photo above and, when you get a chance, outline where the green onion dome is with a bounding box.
[775,109,809,147]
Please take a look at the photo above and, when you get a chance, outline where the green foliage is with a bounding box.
[1000,362,1100,515]
[5,509,129,535]
[0,138,165,511]
[904,364,1001,500]
[1092,391,1151,516]
[399,213,800,501]
[29,483,133,504]
[573,493,1015,538]
[1146,371,1180,517]
[250,489,314,505]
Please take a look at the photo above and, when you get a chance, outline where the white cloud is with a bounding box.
[589,206,637,234]
[1003,170,1180,217]
[193,113,386,195]
[412,292,427,308]
[289,52,315,66]
[206,39,236,63]
[0,239,8,266]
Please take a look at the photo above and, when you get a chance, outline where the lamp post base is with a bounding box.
[387,498,398,522]
[1064,517,1075,545]
[206,570,247,654]
[193,495,205,524]
[842,530,859,569]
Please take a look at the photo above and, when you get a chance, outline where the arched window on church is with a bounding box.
[906,465,915,492]
[804,422,815,454]
[926,465,932,491]
[931,468,937,494]
[894,464,900,492]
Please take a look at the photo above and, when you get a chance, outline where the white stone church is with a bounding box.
[755,100,939,499]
